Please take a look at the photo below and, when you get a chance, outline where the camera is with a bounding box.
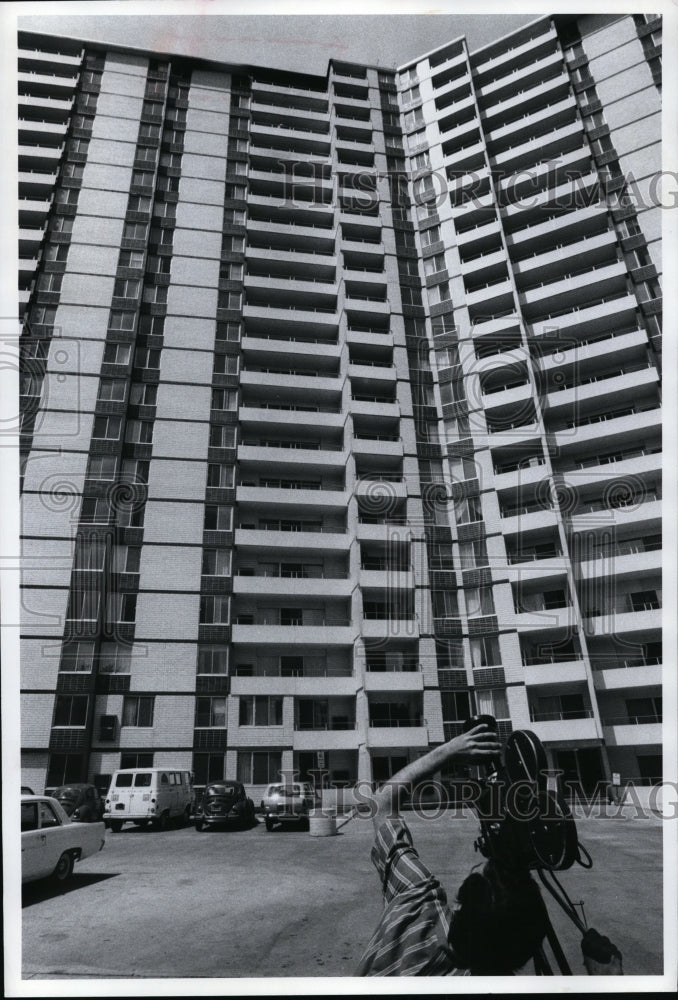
[463,715,582,873]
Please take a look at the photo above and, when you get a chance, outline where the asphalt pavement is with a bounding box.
[20,807,664,981]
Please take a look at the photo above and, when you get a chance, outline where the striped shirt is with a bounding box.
[356,818,469,977]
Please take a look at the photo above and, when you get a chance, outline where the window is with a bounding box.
[114,544,141,573]
[123,222,148,241]
[207,464,235,489]
[28,305,57,327]
[129,383,158,406]
[43,243,69,263]
[237,751,282,784]
[404,108,424,131]
[139,123,162,142]
[128,196,152,214]
[219,291,242,311]
[119,250,145,269]
[138,314,165,336]
[54,188,79,206]
[223,235,245,253]
[132,170,154,187]
[407,129,427,152]
[459,537,488,569]
[51,216,74,234]
[195,697,227,728]
[98,642,132,674]
[413,151,431,171]
[428,281,451,305]
[121,752,154,769]
[204,504,233,531]
[202,549,232,576]
[142,100,163,117]
[209,425,237,450]
[441,690,473,721]
[60,641,95,673]
[134,347,161,369]
[424,253,446,276]
[108,311,136,332]
[224,209,246,224]
[73,536,106,571]
[417,200,438,222]
[401,84,421,105]
[122,696,154,727]
[107,592,137,623]
[97,379,127,403]
[36,273,63,293]
[193,753,224,785]
[153,200,176,219]
[136,145,158,163]
[68,137,90,155]
[239,696,283,726]
[219,322,242,342]
[470,636,501,669]
[53,694,88,727]
[213,354,239,377]
[39,801,61,829]
[142,285,168,305]
[199,595,231,624]
[197,646,229,674]
[233,160,248,176]
[465,586,495,618]
[80,498,110,524]
[121,457,150,485]
[475,687,509,719]
[146,254,170,274]
[456,494,482,524]
[224,262,244,281]
[103,342,132,365]
[211,389,237,411]
[92,415,122,440]
[125,420,154,444]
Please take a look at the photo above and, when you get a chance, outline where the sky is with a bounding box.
[16,5,537,75]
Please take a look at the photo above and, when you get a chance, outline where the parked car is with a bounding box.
[261,781,319,831]
[104,767,194,831]
[21,795,105,884]
[194,781,256,831]
[49,783,105,823]
[21,786,34,795]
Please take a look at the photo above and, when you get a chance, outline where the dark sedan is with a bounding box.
[194,781,256,831]
[49,783,105,823]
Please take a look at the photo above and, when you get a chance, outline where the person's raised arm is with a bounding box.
[370,723,501,831]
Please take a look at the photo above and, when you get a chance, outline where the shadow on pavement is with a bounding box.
[22,873,118,908]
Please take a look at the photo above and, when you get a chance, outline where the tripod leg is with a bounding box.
[544,912,573,975]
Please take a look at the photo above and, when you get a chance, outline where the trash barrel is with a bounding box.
[308,809,337,837]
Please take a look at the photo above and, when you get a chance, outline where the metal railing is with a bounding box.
[530,709,594,722]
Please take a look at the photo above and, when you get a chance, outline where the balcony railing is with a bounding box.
[296,720,355,730]
[592,656,661,670]
[529,709,594,722]
[522,653,581,666]
[369,717,424,727]
[603,713,662,726]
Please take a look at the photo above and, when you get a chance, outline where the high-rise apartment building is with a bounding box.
[18,13,662,801]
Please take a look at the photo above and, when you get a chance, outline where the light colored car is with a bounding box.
[260,782,319,831]
[21,795,106,884]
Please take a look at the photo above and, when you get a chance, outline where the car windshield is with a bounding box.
[269,784,305,796]
[55,786,81,797]
[206,783,238,795]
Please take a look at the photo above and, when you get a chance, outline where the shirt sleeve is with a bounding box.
[356,817,457,976]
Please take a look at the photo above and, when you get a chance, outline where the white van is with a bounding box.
[104,768,194,832]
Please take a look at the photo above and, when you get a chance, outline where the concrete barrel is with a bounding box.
[308,810,337,837]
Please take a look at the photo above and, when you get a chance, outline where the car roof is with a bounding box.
[21,794,59,802]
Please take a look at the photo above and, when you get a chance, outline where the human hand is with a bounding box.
[581,928,623,975]
[441,724,502,764]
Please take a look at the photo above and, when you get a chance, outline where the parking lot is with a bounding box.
[21,808,664,981]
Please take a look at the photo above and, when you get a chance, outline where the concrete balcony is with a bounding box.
[238,405,343,430]
[440,117,480,148]
[568,499,661,535]
[293,729,358,751]
[344,298,389,317]
[361,618,419,640]
[19,119,68,142]
[482,69,570,128]
[431,67,471,103]
[242,336,341,365]
[443,140,488,173]
[462,247,507,277]
[500,508,559,535]
[356,523,414,544]
[232,575,353,598]
[18,170,58,192]
[364,672,424,692]
[482,380,533,411]
[18,47,82,67]
[474,25,557,79]
[513,230,617,285]
[231,675,356,697]
[545,366,659,416]
[19,257,39,283]
[602,722,662,747]
[367,726,428,748]
[506,205,606,253]
[231,624,357,645]
[513,606,577,632]
[248,122,331,155]
[346,329,392,350]
[236,486,348,509]
[466,278,515,312]
[250,100,329,125]
[492,461,547,492]
[530,294,639,341]
[246,243,335,269]
[523,659,588,687]
[348,361,395,382]
[243,303,338,329]
[351,399,400,420]
[340,238,385,257]
[538,329,649,373]
[492,121,582,173]
[529,715,600,743]
[352,438,403,460]
[234,528,350,551]
[487,96,576,148]
[477,49,563,104]
[18,198,51,223]
[354,479,407,501]
[483,423,542,449]
[245,272,338,303]
[593,663,662,692]
[579,549,662,583]
[237,443,347,469]
[251,79,329,103]
[359,569,413,590]
[18,144,62,168]
[246,218,336,252]
[504,556,568,584]
[520,261,626,316]
[550,408,661,453]
[585,609,662,637]
[240,369,341,394]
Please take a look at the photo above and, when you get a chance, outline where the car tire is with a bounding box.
[110,820,123,833]
[195,818,204,832]
[181,806,191,828]
[52,852,74,883]
[265,816,275,831]
[156,811,169,832]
